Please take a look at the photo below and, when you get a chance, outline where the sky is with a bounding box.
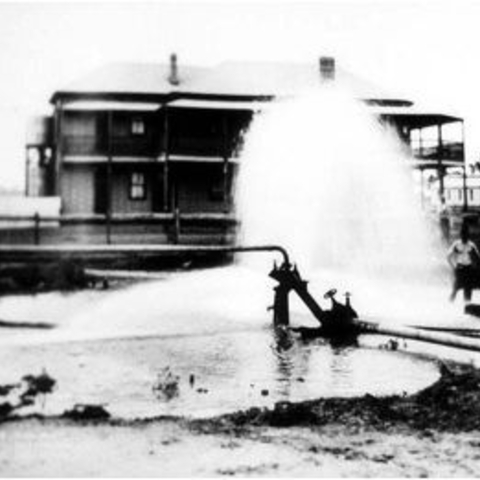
[1,0,480,189]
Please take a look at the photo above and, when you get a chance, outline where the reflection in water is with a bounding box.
[271,329,298,398]
[271,329,363,402]
[328,346,357,394]
[0,326,440,419]
[274,343,314,399]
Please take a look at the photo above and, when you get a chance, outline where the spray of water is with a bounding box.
[236,87,443,280]
[235,86,459,325]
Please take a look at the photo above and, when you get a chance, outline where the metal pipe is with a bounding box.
[0,244,291,266]
[288,277,325,320]
[355,319,480,353]
[204,244,291,265]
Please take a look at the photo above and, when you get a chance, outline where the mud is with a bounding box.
[2,363,480,476]
[0,261,91,295]
[188,362,480,433]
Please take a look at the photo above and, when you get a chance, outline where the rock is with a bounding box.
[0,384,17,397]
[0,402,14,418]
[63,404,111,421]
[269,401,317,427]
[20,370,56,404]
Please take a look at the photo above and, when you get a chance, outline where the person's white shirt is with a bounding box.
[448,240,479,267]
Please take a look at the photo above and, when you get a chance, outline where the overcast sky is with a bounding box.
[1,0,480,189]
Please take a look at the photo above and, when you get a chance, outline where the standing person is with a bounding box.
[448,223,480,304]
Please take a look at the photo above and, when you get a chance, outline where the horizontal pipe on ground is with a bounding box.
[356,319,480,353]
[410,325,480,338]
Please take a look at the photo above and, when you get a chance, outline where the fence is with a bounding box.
[0,211,238,246]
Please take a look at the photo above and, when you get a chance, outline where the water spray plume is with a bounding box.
[236,86,444,285]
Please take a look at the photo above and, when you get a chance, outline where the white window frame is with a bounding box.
[131,117,145,135]
[129,172,146,200]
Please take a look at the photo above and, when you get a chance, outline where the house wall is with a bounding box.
[63,111,105,155]
[60,164,161,215]
[111,112,160,157]
[110,168,152,214]
[61,164,95,214]
[169,109,251,158]
[58,107,249,216]
[62,111,161,157]
[173,163,226,213]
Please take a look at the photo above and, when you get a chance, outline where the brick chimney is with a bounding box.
[168,53,180,86]
[319,56,335,81]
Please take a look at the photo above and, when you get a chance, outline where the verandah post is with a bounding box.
[222,113,229,213]
[437,123,445,206]
[106,110,113,244]
[162,107,170,212]
[461,121,469,213]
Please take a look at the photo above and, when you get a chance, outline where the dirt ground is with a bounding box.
[2,363,480,477]
[2,417,480,477]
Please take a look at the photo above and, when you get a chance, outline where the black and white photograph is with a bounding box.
[1,0,480,476]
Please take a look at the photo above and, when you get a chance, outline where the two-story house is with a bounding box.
[25,55,465,244]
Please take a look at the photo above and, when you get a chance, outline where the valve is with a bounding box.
[323,288,337,300]
[344,292,352,307]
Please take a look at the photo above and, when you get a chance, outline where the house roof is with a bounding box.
[54,63,208,99]
[52,59,412,105]
[186,61,407,103]
[371,105,463,128]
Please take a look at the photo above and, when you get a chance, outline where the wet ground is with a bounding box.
[0,330,442,419]
[2,269,480,475]
[0,267,448,419]
[2,364,480,477]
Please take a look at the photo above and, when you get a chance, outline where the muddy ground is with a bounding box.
[2,363,480,476]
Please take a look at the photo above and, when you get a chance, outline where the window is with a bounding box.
[129,172,146,200]
[131,118,145,135]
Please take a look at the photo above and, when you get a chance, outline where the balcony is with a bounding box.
[411,140,464,164]
[62,135,160,157]
[62,132,240,160]
[62,135,105,156]
[169,136,228,158]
